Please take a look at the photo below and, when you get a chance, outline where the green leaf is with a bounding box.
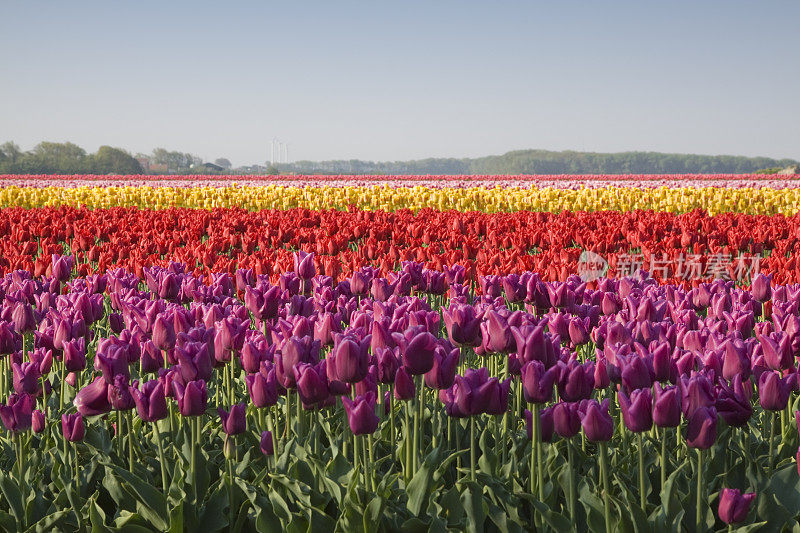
[167,502,183,533]
[406,448,441,516]
[0,471,24,528]
[199,483,229,533]
[659,461,687,525]
[527,498,571,531]
[106,465,168,531]
[0,511,17,533]
[254,497,282,532]
[461,481,487,533]
[22,510,70,533]
[363,496,385,533]
[732,522,768,533]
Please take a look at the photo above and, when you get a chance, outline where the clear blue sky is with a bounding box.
[1,1,798,166]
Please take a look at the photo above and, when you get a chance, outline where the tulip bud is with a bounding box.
[61,413,85,442]
[718,488,756,525]
[260,431,275,457]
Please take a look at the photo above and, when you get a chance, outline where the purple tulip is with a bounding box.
[578,398,613,442]
[173,380,208,417]
[653,383,682,428]
[175,342,213,382]
[295,362,329,406]
[751,273,772,303]
[718,488,756,525]
[51,254,74,282]
[557,360,595,402]
[480,310,514,354]
[244,285,282,321]
[424,347,459,390]
[293,251,316,281]
[680,372,715,418]
[758,371,791,411]
[716,375,753,427]
[108,375,135,411]
[399,330,437,376]
[594,357,611,389]
[74,376,112,416]
[260,431,275,456]
[618,388,653,433]
[278,336,320,387]
[342,392,379,435]
[240,337,271,374]
[218,403,247,435]
[512,325,558,368]
[32,409,45,433]
[482,378,512,416]
[61,413,85,442]
[12,361,41,395]
[552,401,581,439]
[376,347,400,385]
[0,393,34,432]
[152,315,176,352]
[452,368,491,417]
[758,332,793,371]
[525,407,555,442]
[722,339,751,381]
[621,355,652,391]
[133,380,168,422]
[63,338,87,372]
[11,302,35,334]
[686,406,717,449]
[394,367,416,400]
[245,367,280,407]
[333,336,370,383]
[442,305,482,347]
[521,360,558,404]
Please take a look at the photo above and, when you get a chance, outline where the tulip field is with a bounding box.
[4,174,800,532]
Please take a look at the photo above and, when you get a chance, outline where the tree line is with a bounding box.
[283,149,799,175]
[1,142,797,175]
[0,142,234,174]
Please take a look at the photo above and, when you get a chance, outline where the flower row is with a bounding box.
[4,207,800,283]
[0,255,795,530]
[4,184,800,214]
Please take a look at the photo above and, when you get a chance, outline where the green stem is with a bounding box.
[227,438,235,529]
[535,405,543,503]
[413,378,421,472]
[73,442,84,530]
[296,387,302,440]
[190,417,197,503]
[696,449,704,532]
[567,439,576,528]
[353,426,361,485]
[660,427,667,491]
[404,401,411,482]
[127,411,134,473]
[599,442,611,533]
[116,409,123,460]
[154,422,169,494]
[285,391,292,440]
[59,363,66,411]
[470,415,476,482]
[769,411,777,477]
[530,414,536,495]
[638,432,646,511]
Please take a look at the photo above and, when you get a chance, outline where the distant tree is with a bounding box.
[27,142,87,173]
[151,148,201,171]
[214,158,232,169]
[90,146,143,174]
[0,141,23,164]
